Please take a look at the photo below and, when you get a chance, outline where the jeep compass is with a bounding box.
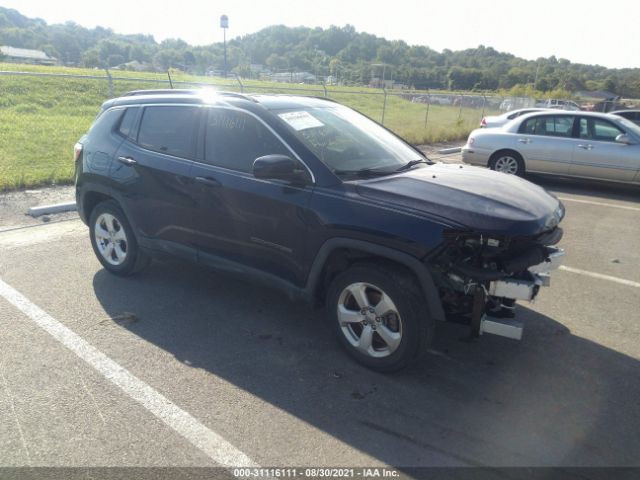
[75,90,565,371]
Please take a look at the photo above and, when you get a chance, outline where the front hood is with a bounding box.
[356,163,563,236]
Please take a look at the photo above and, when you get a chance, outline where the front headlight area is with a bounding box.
[427,229,564,339]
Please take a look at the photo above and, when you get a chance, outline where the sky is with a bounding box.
[3,0,639,69]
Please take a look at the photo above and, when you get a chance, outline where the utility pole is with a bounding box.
[220,14,229,78]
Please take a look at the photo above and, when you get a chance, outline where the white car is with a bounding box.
[462,110,640,184]
[480,108,551,128]
[535,99,582,111]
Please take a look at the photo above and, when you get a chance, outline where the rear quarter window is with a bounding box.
[117,107,140,139]
[87,108,124,138]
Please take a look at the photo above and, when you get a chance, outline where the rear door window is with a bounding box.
[519,115,574,137]
[137,106,200,159]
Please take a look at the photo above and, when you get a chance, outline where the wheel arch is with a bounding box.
[79,186,139,234]
[80,190,113,225]
[306,238,445,322]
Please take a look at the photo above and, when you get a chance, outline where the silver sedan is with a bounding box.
[462,111,640,184]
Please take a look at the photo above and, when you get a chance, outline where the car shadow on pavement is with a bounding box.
[92,261,640,468]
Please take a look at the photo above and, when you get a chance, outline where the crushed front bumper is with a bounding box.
[479,247,564,340]
[488,247,565,302]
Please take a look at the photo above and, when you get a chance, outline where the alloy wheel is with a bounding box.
[493,155,519,174]
[94,213,128,266]
[336,282,403,358]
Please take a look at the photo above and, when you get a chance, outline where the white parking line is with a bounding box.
[557,197,640,212]
[559,266,640,288]
[0,277,259,469]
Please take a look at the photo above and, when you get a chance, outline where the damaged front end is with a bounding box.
[428,226,565,340]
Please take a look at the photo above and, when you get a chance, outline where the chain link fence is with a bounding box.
[0,69,534,190]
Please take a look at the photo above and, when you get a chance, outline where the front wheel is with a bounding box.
[326,263,433,372]
[490,151,524,176]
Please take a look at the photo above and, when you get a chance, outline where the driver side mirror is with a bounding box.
[615,134,634,145]
[252,155,310,184]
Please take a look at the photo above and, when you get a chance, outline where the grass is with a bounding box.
[0,63,496,190]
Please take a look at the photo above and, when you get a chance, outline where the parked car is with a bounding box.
[462,111,640,183]
[610,109,640,125]
[480,108,551,128]
[75,90,565,371]
[535,99,582,111]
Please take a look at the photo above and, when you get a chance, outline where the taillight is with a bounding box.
[480,117,487,127]
[74,142,83,162]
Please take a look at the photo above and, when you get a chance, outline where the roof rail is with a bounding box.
[214,91,258,102]
[121,89,257,102]
[122,89,198,97]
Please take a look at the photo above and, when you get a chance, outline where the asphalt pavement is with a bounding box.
[1,161,639,478]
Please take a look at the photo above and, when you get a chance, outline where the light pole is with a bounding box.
[220,14,228,78]
[371,63,387,87]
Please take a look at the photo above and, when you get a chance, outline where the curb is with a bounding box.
[437,147,462,155]
[28,201,77,217]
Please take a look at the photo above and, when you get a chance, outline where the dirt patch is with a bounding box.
[0,185,77,230]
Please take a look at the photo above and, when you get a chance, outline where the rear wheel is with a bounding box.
[490,151,524,176]
[89,200,150,276]
[326,263,433,372]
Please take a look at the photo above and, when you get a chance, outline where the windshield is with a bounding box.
[616,117,640,138]
[274,105,422,173]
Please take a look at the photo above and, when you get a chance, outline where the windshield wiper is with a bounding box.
[332,167,397,177]
[394,159,429,172]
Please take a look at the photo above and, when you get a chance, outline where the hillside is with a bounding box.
[1,6,640,96]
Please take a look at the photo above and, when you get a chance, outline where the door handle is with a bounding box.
[517,138,531,144]
[117,156,137,166]
[194,176,221,187]
[577,144,593,150]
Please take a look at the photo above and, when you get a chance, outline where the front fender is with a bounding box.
[306,237,445,322]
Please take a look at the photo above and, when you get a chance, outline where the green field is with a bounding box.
[0,63,494,190]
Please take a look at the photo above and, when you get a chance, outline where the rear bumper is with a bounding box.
[461,146,491,166]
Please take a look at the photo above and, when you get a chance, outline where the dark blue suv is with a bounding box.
[75,90,565,371]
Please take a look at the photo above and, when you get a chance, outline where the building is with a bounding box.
[0,46,57,66]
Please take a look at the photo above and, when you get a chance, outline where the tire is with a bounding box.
[89,200,150,276]
[489,150,524,176]
[326,262,434,372]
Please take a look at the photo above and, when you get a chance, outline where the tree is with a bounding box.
[266,53,288,71]
[183,50,196,69]
[107,54,124,67]
[153,49,182,70]
[1,5,640,96]
[448,67,483,90]
[39,43,59,59]
[81,48,101,67]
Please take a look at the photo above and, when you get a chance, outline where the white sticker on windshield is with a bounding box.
[278,111,325,131]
